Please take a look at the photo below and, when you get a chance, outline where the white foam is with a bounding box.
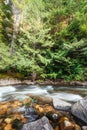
[46,85,54,91]
[52,92,82,102]
[0,86,16,102]
[0,86,16,96]
[14,87,48,95]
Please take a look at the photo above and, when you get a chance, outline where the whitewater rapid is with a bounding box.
[0,85,87,102]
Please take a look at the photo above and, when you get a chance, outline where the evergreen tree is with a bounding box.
[0,0,87,80]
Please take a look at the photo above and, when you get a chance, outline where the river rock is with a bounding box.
[82,126,87,130]
[53,97,71,111]
[28,94,53,105]
[71,97,87,124]
[59,120,74,130]
[74,124,81,130]
[59,117,81,130]
[70,81,87,86]
[24,106,39,122]
[22,116,53,130]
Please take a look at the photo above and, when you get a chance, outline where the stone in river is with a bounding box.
[22,116,53,130]
[53,97,71,111]
[82,126,87,130]
[59,120,74,130]
[71,97,87,124]
[24,107,39,122]
[59,117,81,130]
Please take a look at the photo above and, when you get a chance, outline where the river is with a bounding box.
[0,85,87,103]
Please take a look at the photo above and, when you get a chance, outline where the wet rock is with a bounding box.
[53,98,71,111]
[59,117,74,130]
[22,116,53,130]
[52,113,59,121]
[71,97,87,124]
[24,107,39,122]
[54,126,60,130]
[34,104,64,120]
[4,124,13,130]
[23,98,32,105]
[12,119,23,129]
[58,117,81,130]
[34,104,70,121]
[28,94,53,105]
[24,114,38,122]
[0,100,28,130]
[35,104,55,114]
[5,118,12,124]
[70,81,87,86]
[14,106,26,113]
[59,117,69,123]
[13,100,23,107]
[46,113,60,122]
[58,116,81,130]
[82,126,87,130]
[25,107,36,114]
[59,120,74,130]
[0,119,3,125]
[74,124,81,130]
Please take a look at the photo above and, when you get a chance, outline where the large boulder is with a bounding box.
[71,97,87,124]
[22,116,53,130]
[53,97,71,111]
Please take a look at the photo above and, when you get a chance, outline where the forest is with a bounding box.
[0,0,87,81]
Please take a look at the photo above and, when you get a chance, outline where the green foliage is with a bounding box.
[0,1,13,42]
[0,0,87,81]
[0,42,11,70]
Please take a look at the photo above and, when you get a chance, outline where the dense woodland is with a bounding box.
[0,0,87,81]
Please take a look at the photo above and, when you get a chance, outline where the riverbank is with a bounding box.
[0,78,87,87]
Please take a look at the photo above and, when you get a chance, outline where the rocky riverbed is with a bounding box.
[0,85,87,130]
[0,94,87,130]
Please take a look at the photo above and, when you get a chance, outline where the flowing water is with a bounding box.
[0,85,87,103]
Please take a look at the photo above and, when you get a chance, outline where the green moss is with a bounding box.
[0,73,25,80]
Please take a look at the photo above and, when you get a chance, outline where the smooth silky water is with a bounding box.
[0,85,87,103]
